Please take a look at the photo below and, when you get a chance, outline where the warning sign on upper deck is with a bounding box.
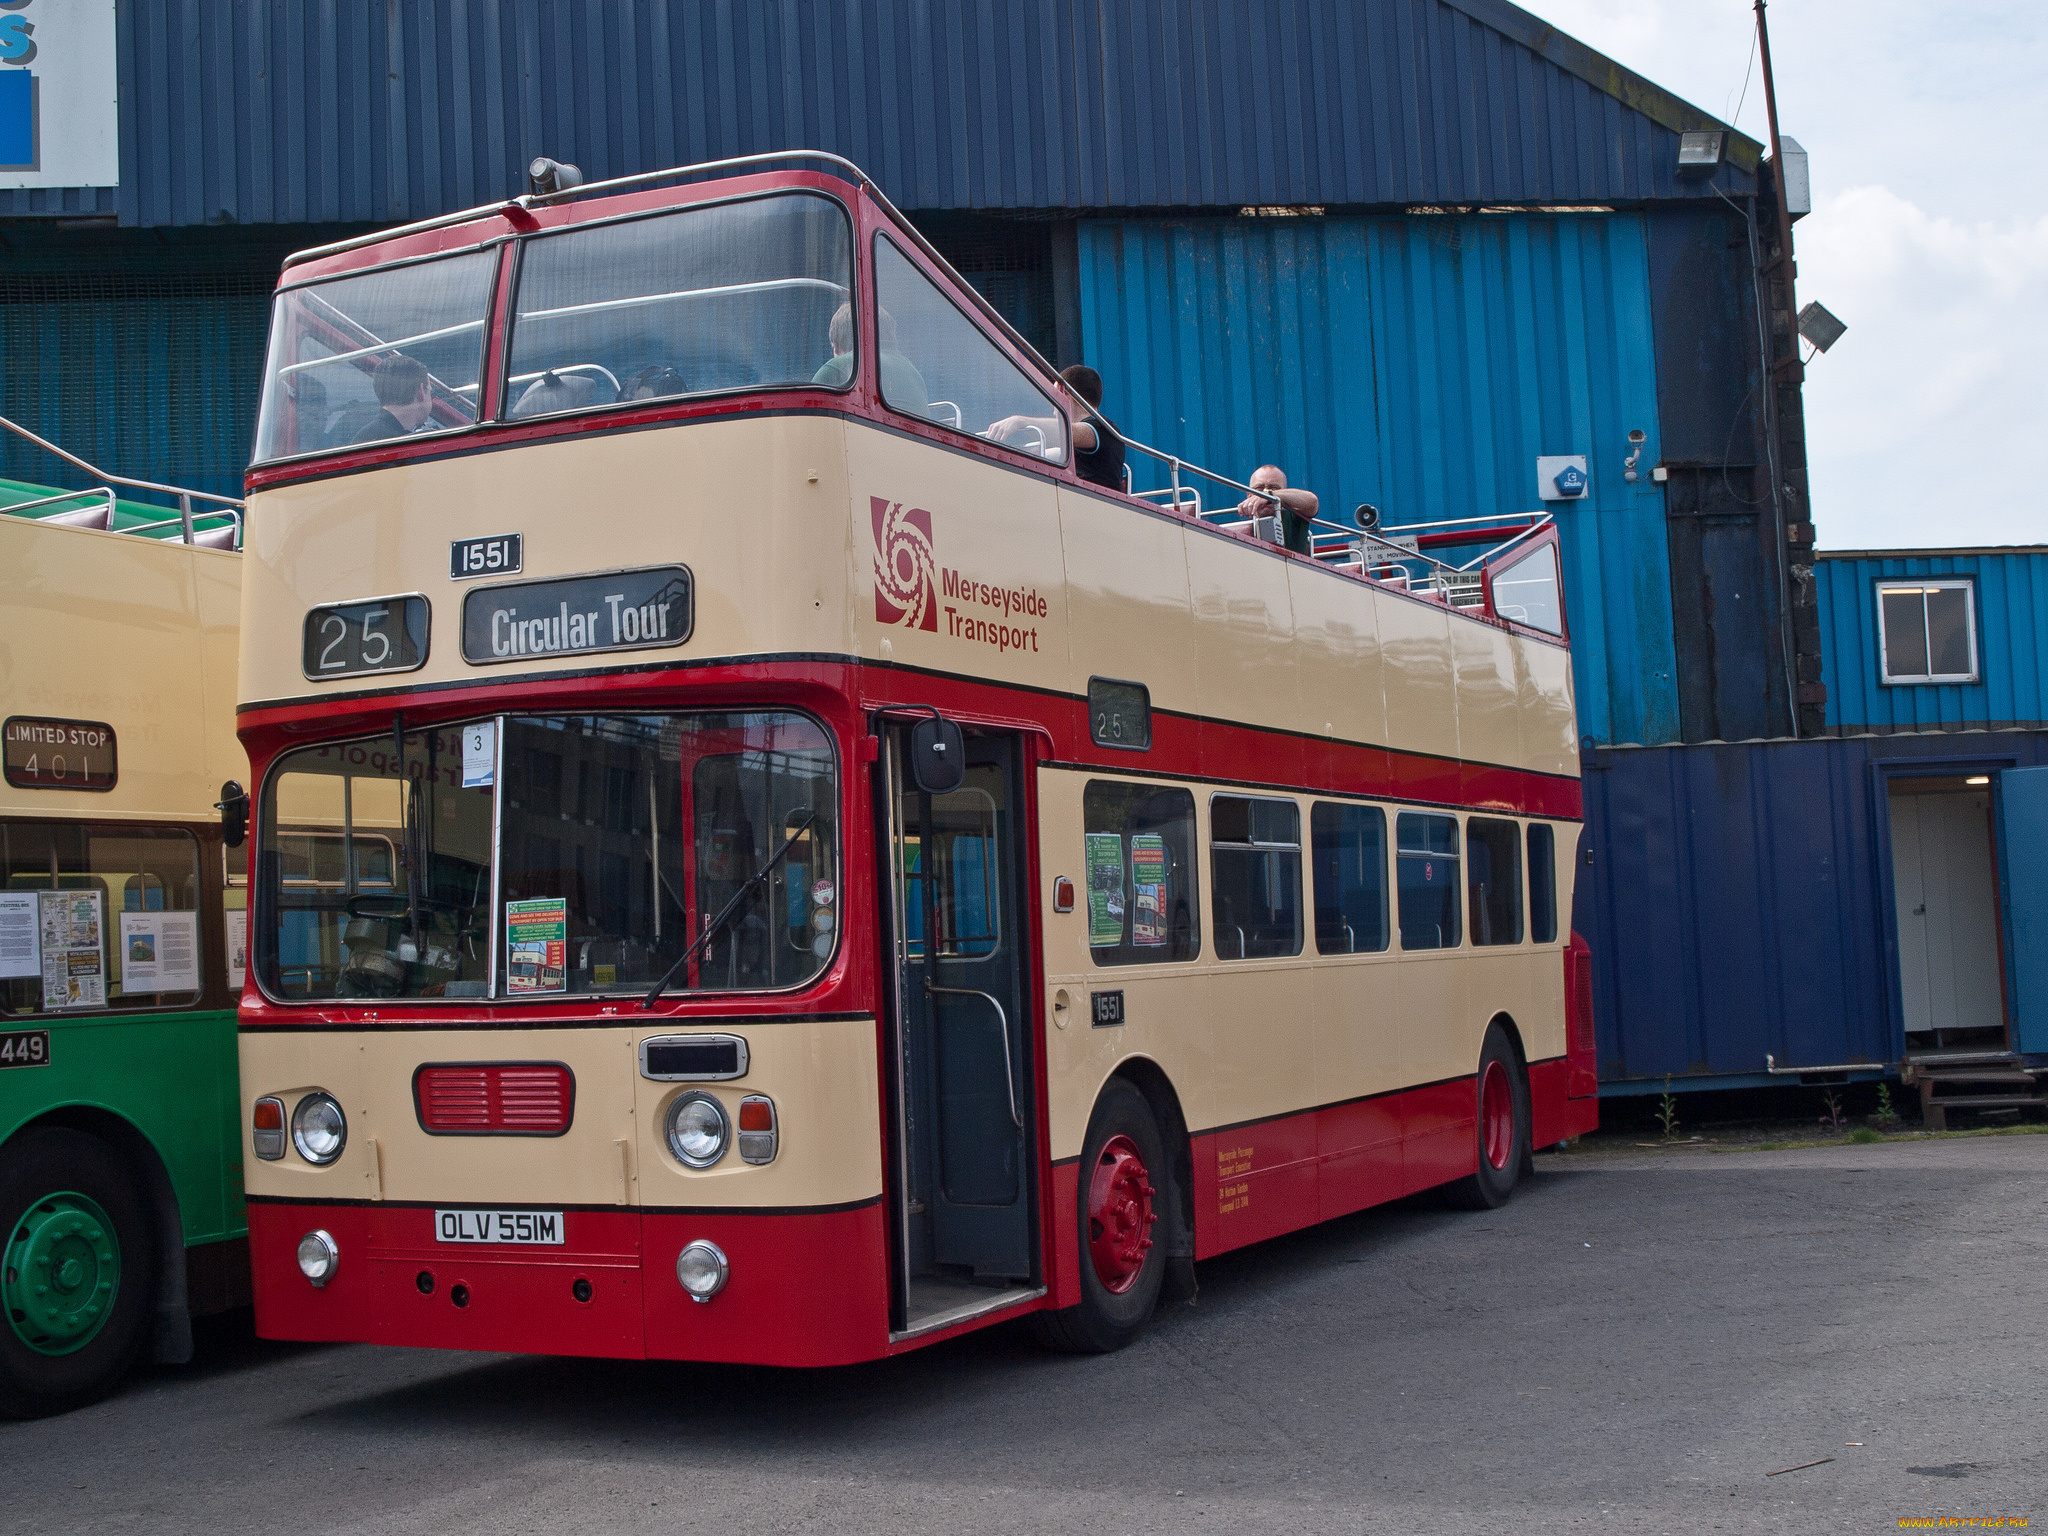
[461,566,693,666]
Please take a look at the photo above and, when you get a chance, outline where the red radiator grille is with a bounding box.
[415,1064,574,1135]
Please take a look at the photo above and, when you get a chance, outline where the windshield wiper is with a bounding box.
[640,811,816,1011]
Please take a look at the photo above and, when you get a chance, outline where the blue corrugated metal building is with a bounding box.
[7,0,1874,1098]
[2,0,1814,747]
[1577,546,2048,1115]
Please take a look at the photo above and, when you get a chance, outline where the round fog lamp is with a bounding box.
[297,1229,340,1287]
[665,1091,729,1168]
[675,1239,729,1303]
[292,1091,348,1165]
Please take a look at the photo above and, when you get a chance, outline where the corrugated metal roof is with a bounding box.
[1817,550,2048,733]
[0,0,1757,228]
[1078,209,1680,747]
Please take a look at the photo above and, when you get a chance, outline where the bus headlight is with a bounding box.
[665,1092,729,1169]
[292,1092,348,1165]
[297,1229,340,1287]
[675,1239,729,1303]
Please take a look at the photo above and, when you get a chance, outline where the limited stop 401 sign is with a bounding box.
[3,717,117,791]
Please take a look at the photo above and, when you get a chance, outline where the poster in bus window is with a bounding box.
[1085,833,1125,947]
[505,898,568,994]
[38,890,105,1010]
[0,891,37,979]
[225,908,248,991]
[1130,834,1169,947]
[118,911,200,996]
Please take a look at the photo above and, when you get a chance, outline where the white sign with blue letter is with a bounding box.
[1,0,118,188]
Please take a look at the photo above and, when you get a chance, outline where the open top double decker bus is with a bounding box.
[2,448,248,1417]
[237,153,1598,1363]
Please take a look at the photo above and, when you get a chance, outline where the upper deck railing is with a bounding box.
[0,415,244,549]
[273,150,1556,620]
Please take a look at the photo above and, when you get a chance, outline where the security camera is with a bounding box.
[1624,429,1647,482]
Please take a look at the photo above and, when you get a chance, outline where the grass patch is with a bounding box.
[1727,1122,2048,1154]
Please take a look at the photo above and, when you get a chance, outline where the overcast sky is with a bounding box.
[1533,0,2047,552]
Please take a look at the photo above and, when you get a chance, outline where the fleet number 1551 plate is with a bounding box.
[434,1209,565,1245]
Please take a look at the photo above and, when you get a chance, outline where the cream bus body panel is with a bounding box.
[2,518,243,823]
[841,423,1072,690]
[240,1018,882,1210]
[1055,486,1197,713]
[243,414,1575,796]
[239,416,860,706]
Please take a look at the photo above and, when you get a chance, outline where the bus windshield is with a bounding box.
[256,711,838,1002]
[253,249,498,460]
[503,192,853,417]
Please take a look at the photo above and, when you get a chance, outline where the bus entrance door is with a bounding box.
[886,727,1038,1329]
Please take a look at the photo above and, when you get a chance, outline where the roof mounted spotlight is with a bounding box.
[528,157,584,196]
[1675,130,1724,178]
[1796,301,1848,355]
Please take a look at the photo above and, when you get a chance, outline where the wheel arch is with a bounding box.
[4,1106,192,1364]
[1487,1010,1530,1078]
[1102,1055,1196,1287]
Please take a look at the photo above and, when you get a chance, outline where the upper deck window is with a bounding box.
[504,193,853,418]
[253,250,498,461]
[872,238,1068,465]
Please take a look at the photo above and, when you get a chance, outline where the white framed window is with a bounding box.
[1877,581,1978,685]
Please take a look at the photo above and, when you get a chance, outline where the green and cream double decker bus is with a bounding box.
[1,461,248,1417]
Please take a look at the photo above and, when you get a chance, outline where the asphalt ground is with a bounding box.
[8,1132,2045,1535]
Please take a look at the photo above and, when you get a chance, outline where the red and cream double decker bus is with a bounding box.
[236,153,1598,1362]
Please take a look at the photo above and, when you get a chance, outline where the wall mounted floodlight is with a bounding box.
[1778,137,1811,220]
[528,157,584,195]
[1797,301,1848,354]
[1676,131,1724,178]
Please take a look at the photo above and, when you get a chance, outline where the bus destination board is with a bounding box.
[3,717,117,791]
[302,595,431,680]
[461,566,693,665]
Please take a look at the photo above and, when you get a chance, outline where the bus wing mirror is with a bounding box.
[217,780,249,849]
[908,714,967,796]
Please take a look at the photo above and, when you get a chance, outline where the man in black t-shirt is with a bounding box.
[988,364,1126,492]
[352,354,435,445]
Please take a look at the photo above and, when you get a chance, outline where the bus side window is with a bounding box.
[1465,817,1523,947]
[1082,781,1199,965]
[1209,795,1303,960]
[1395,813,1461,950]
[1311,802,1388,955]
[1527,824,1558,944]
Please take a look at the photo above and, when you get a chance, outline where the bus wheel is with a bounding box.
[1033,1078,1167,1354]
[1444,1027,1529,1211]
[0,1129,159,1420]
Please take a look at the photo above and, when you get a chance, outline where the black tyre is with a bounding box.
[0,1129,159,1420]
[1033,1078,1168,1354]
[1442,1025,1530,1211]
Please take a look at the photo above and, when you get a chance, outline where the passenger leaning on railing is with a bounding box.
[1237,464,1320,554]
[988,364,1125,492]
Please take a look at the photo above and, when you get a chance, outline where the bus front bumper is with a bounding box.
[247,1197,892,1366]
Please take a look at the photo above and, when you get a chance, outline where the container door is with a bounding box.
[887,727,1035,1290]
[1997,766,2048,1057]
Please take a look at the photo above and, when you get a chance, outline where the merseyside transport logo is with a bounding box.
[871,496,937,632]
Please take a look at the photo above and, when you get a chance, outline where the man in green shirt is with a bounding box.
[814,304,929,415]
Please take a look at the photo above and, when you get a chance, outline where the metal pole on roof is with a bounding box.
[1753,0,1803,739]
[1754,0,1800,387]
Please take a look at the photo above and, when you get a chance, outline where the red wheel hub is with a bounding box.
[1480,1059,1515,1171]
[1086,1134,1157,1295]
